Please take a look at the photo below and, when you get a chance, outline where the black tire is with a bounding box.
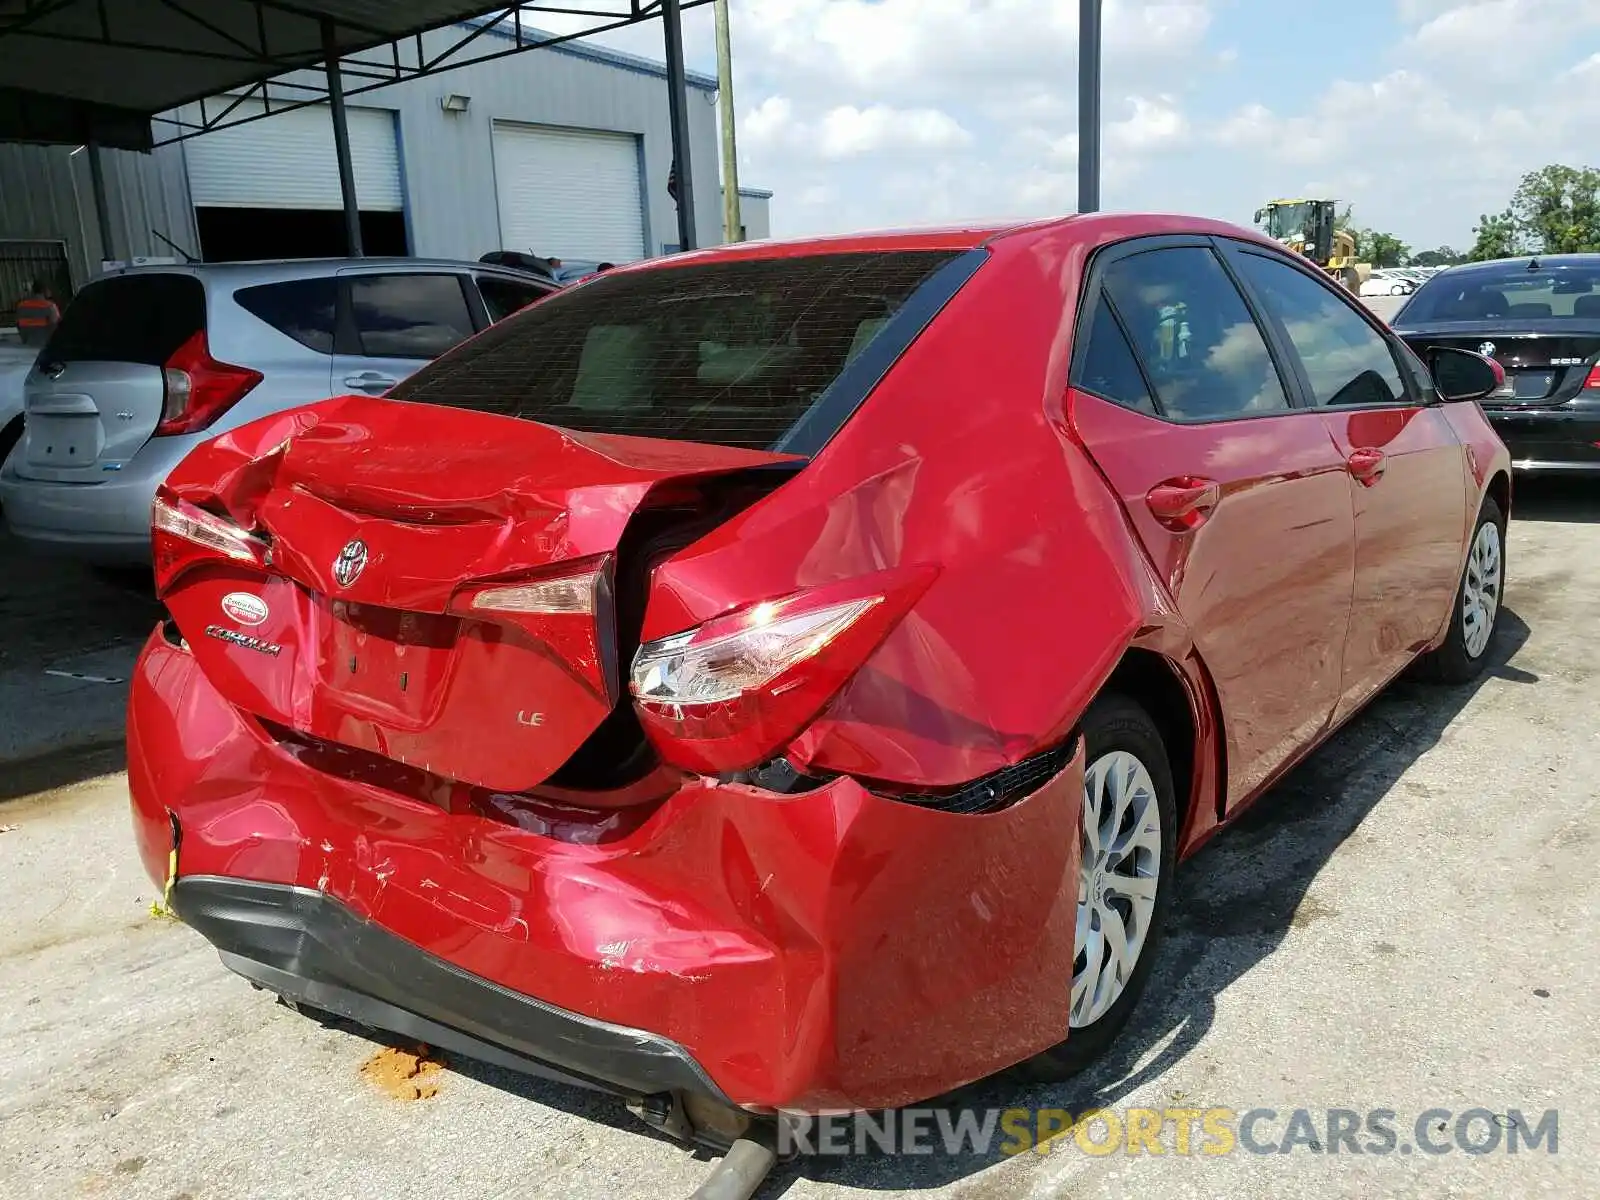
[1020,694,1178,1081]
[1417,496,1506,684]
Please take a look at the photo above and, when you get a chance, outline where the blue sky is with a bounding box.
[532,1,1600,252]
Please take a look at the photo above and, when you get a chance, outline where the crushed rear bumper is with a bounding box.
[129,631,1084,1113]
[170,875,732,1105]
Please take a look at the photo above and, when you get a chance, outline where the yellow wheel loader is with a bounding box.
[1254,199,1372,293]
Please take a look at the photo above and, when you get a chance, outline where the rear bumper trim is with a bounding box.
[170,875,735,1108]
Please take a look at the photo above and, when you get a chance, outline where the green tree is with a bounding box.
[1468,209,1521,261]
[1410,246,1461,267]
[1360,229,1411,267]
[1508,164,1600,253]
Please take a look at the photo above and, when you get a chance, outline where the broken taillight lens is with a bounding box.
[151,493,267,592]
[628,568,934,775]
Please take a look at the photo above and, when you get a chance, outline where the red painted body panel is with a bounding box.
[128,636,1083,1111]
[126,212,1512,1115]
[1319,405,1470,721]
[1068,390,1355,806]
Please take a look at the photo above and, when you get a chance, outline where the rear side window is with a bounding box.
[235,277,338,354]
[391,251,960,450]
[349,273,475,359]
[1102,247,1289,421]
[41,273,204,365]
[1076,300,1157,414]
[477,274,554,322]
[1233,252,1406,407]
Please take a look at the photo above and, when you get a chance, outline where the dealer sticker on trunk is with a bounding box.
[221,592,270,626]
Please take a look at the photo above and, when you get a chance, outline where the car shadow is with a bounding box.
[298,611,1533,1197]
[1511,477,1600,524]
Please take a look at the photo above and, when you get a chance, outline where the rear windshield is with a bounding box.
[389,250,961,450]
[1401,261,1600,322]
[41,273,205,365]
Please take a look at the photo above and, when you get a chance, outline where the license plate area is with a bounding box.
[1511,371,1554,399]
[322,601,461,720]
[24,414,103,467]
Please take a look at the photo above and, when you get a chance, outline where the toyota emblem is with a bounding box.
[332,539,368,587]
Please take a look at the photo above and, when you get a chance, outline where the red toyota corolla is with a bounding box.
[128,214,1510,1145]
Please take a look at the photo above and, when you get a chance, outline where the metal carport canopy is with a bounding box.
[0,0,710,250]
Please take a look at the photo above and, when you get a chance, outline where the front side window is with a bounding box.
[349,273,475,359]
[1101,247,1289,421]
[1234,252,1407,407]
[391,250,961,450]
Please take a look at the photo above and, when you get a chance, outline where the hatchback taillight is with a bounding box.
[156,331,262,436]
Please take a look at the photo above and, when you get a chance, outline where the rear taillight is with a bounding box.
[156,330,262,436]
[628,568,934,775]
[1584,364,1600,389]
[151,492,267,592]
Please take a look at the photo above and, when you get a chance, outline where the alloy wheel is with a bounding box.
[1071,750,1163,1028]
[1462,519,1502,659]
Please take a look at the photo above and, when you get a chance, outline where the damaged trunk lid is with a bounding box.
[160,395,802,793]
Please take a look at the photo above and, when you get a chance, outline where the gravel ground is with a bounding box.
[1,485,1596,1200]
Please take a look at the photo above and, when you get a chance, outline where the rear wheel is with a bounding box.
[1418,497,1505,683]
[1022,694,1178,1081]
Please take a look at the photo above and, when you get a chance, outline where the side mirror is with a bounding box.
[1427,346,1504,403]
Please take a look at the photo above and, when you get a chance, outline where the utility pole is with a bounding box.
[1077,0,1102,214]
[714,0,743,243]
[662,0,698,251]
[322,17,364,256]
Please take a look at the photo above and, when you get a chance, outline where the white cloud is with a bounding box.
[817,106,974,158]
[521,0,1600,249]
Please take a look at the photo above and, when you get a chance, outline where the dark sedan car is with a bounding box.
[1394,254,1600,472]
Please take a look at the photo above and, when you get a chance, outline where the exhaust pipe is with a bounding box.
[687,1130,779,1200]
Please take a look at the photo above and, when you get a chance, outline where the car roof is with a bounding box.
[607,213,1283,275]
[1441,253,1600,277]
[95,257,550,285]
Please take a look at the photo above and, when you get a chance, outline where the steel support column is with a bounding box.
[662,0,697,251]
[86,140,115,264]
[322,17,363,256]
[1077,0,1102,214]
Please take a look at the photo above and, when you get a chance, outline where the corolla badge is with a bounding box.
[220,592,269,626]
[332,539,368,587]
[1478,342,1496,357]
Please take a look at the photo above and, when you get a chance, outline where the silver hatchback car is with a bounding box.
[0,258,556,563]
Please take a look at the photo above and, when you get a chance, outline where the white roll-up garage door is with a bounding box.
[492,122,645,263]
[185,98,402,211]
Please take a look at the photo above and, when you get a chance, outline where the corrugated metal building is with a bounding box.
[0,20,754,299]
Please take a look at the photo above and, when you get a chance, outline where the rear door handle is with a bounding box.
[1145,476,1221,531]
[343,371,399,394]
[1346,447,1387,485]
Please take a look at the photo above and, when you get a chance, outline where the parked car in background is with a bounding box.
[129,214,1511,1156]
[1361,269,1415,297]
[0,258,556,562]
[1395,253,1600,472]
[0,336,35,480]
